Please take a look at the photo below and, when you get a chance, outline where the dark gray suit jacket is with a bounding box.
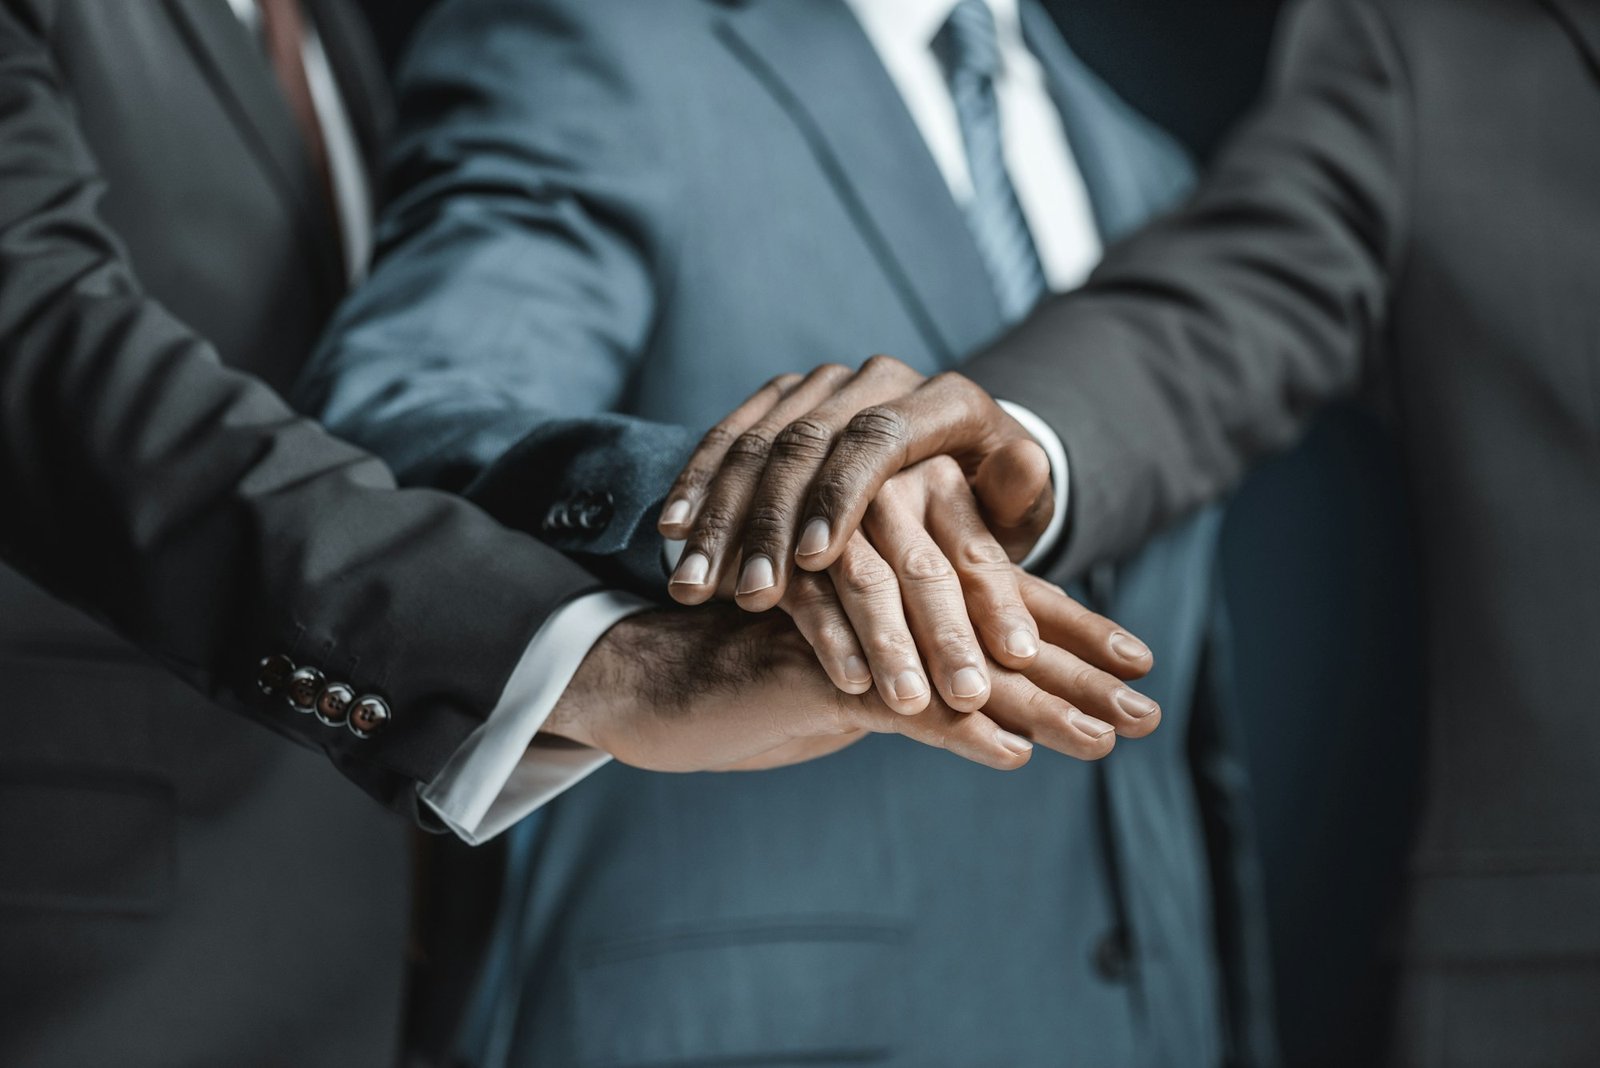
[968,0,1600,1063]
[305,1,1276,1064]
[0,2,674,1063]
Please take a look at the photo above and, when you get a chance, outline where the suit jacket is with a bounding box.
[966,0,1600,1062]
[305,1,1275,1064]
[0,2,674,1063]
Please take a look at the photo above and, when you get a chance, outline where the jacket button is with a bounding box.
[257,654,296,696]
[348,695,391,738]
[541,501,572,535]
[575,491,614,533]
[286,666,325,712]
[315,681,356,727]
[1093,928,1133,983]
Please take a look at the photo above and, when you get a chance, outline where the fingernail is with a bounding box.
[844,656,871,685]
[1109,632,1151,662]
[736,555,776,596]
[892,671,928,704]
[1005,629,1039,659]
[1071,711,1115,738]
[670,551,709,586]
[951,667,988,700]
[797,518,831,557]
[661,498,691,527]
[1114,689,1160,719]
[996,729,1034,755]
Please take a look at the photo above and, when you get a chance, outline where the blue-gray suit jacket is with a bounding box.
[298,1,1275,1064]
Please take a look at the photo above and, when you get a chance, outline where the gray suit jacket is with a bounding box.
[966,0,1600,1063]
[304,1,1274,1064]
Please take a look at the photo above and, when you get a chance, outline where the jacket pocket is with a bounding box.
[571,919,909,1067]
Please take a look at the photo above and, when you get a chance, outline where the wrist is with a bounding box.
[542,614,651,751]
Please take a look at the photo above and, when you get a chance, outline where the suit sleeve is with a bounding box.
[294,0,692,591]
[964,0,1412,577]
[0,0,609,818]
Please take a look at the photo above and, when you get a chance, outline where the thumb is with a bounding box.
[973,437,1051,531]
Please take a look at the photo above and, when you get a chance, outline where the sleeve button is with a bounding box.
[348,695,391,739]
[257,654,296,696]
[286,666,325,712]
[315,681,356,727]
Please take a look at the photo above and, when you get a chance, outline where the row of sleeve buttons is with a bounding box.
[541,490,614,538]
[256,654,390,738]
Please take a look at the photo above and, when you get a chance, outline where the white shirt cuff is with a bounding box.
[417,589,649,845]
[997,399,1070,572]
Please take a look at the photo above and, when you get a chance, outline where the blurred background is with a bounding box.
[359,3,1421,1063]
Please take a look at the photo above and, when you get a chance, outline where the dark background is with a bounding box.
[358,3,1420,1065]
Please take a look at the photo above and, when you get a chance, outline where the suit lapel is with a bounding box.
[715,0,1002,367]
[164,0,344,291]
[1541,0,1600,85]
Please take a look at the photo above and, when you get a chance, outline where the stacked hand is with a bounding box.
[545,356,1163,773]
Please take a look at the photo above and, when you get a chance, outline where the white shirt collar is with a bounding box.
[844,0,1026,68]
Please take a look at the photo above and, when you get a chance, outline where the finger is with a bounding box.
[780,569,874,695]
[660,373,798,539]
[671,366,851,603]
[981,665,1118,761]
[843,691,1033,771]
[863,465,990,713]
[922,461,1041,671]
[735,354,926,612]
[1018,572,1154,679]
[1022,643,1162,740]
[972,437,1053,562]
[797,372,1022,571]
[828,532,932,715]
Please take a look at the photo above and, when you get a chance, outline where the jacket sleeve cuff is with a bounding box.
[417,589,647,844]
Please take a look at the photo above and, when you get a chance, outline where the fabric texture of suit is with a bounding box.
[965,0,1600,1062]
[304,1,1276,1064]
[0,1,678,1063]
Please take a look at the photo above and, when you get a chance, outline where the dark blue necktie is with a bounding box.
[934,0,1050,323]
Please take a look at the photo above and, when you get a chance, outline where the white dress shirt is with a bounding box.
[235,0,1084,844]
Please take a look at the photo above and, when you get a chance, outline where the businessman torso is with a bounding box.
[965,0,1600,1060]
[329,1,1270,1064]
[0,3,408,1064]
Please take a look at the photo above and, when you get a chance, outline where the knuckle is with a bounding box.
[817,620,857,654]
[742,505,789,543]
[671,465,712,496]
[930,369,979,403]
[809,362,852,385]
[690,507,738,544]
[957,539,1011,569]
[766,373,802,393]
[772,418,835,462]
[727,429,774,463]
[838,552,897,597]
[898,544,955,583]
[930,623,975,657]
[698,424,739,454]
[926,454,965,486]
[865,629,915,663]
[844,405,909,448]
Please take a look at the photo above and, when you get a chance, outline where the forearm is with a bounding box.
[0,8,604,813]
